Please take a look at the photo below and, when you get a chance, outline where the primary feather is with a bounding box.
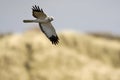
[32,5,47,19]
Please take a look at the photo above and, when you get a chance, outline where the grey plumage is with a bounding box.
[23,5,59,45]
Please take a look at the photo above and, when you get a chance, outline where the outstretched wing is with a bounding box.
[32,5,47,19]
[39,23,59,45]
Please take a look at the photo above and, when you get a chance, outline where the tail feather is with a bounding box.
[23,20,35,23]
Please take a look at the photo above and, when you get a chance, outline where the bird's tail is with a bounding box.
[23,20,35,23]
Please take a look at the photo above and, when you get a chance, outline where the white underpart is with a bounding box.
[40,22,57,37]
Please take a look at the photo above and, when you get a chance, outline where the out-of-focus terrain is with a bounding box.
[0,29,120,80]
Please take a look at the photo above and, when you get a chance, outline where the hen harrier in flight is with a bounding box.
[23,5,59,45]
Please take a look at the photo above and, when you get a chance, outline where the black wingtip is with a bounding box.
[32,5,44,12]
[49,35,59,45]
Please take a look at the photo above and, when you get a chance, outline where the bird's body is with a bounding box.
[23,5,59,45]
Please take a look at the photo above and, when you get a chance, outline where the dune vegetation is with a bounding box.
[0,29,120,80]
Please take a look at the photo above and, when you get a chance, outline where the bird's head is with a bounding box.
[47,16,54,22]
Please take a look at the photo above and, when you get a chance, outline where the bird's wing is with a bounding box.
[32,5,47,19]
[39,22,59,45]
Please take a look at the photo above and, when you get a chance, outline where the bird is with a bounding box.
[23,5,59,45]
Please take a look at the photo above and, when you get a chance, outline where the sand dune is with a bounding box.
[0,30,120,80]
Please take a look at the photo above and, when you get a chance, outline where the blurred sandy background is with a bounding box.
[0,28,120,80]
